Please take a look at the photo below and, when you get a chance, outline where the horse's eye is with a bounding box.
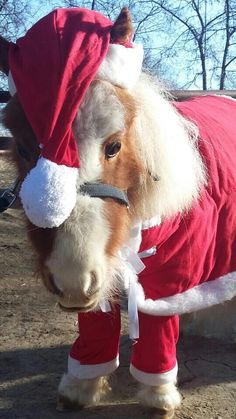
[105,141,121,159]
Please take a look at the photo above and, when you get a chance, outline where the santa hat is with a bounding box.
[8,7,143,228]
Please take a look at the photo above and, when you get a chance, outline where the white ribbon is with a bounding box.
[98,218,161,333]
[99,298,111,312]
[119,246,145,339]
[128,273,140,339]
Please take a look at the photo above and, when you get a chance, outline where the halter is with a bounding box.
[0,178,20,213]
[0,176,129,215]
[80,183,129,207]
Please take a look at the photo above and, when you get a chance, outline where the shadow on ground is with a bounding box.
[1,334,236,419]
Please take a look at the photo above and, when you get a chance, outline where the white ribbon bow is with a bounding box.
[119,246,145,339]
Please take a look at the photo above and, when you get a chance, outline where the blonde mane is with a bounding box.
[131,73,206,221]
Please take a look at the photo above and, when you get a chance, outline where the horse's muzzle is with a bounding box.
[43,268,101,312]
[58,300,99,313]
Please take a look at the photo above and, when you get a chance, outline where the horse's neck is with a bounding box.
[132,77,206,221]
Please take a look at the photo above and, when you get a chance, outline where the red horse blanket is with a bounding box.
[136,95,236,315]
[69,95,236,386]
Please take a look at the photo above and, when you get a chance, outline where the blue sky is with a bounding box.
[3,1,236,90]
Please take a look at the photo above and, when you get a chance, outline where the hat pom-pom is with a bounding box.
[20,157,78,228]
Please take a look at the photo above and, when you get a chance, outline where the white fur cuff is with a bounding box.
[130,363,178,386]
[96,43,143,89]
[20,157,78,228]
[68,355,119,379]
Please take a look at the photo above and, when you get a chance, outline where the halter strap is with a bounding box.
[0,179,129,214]
[0,178,20,213]
[80,183,129,207]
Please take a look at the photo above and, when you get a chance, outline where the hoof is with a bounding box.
[137,382,181,414]
[57,374,111,409]
[56,395,84,411]
[151,408,175,419]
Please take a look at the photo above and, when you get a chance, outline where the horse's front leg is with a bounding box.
[130,312,181,418]
[57,373,111,410]
[57,305,120,410]
[137,382,181,418]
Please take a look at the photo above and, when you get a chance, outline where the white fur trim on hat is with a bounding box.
[96,43,143,89]
[20,157,78,228]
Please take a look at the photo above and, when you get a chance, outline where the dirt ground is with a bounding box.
[0,155,236,419]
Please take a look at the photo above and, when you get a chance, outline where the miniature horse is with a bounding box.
[1,8,236,419]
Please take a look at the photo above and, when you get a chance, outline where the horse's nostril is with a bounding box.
[85,271,99,297]
[47,273,63,297]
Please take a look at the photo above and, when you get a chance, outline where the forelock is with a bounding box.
[74,80,125,141]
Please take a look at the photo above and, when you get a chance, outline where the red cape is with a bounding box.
[139,95,236,300]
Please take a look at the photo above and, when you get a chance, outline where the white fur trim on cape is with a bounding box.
[20,157,78,228]
[126,268,236,316]
[119,248,236,338]
[68,355,119,379]
[130,363,178,386]
[120,227,236,317]
[96,43,143,89]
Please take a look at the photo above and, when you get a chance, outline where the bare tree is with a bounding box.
[59,0,236,89]
[60,0,95,8]
[0,0,30,39]
[2,0,235,90]
[0,0,33,90]
[59,0,165,76]
[150,0,236,89]
[219,0,236,88]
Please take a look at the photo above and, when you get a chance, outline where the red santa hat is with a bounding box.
[8,7,143,228]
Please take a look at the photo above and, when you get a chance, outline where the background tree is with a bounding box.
[149,0,236,89]
[58,0,165,77]
[1,0,236,90]
[59,0,236,89]
[0,0,29,39]
[0,0,33,90]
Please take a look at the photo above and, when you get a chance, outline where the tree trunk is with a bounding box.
[220,0,230,90]
[91,0,96,10]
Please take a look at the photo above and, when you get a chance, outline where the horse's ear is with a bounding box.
[0,35,10,75]
[110,7,133,43]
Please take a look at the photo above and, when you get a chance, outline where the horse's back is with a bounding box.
[175,95,236,194]
[139,96,236,303]
[175,96,236,342]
